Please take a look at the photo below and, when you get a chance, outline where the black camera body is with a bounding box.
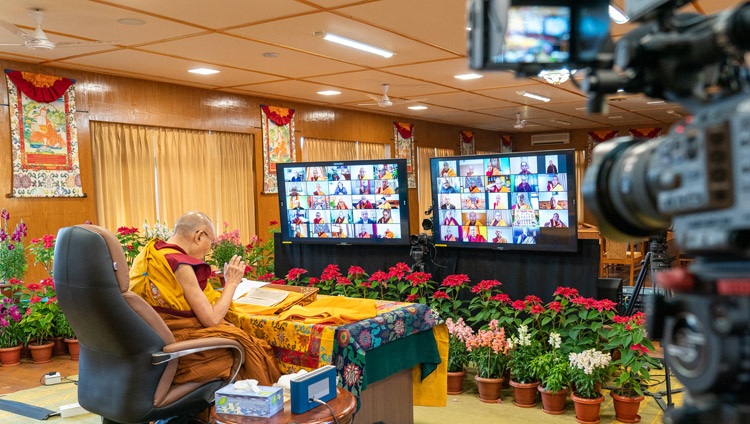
[467,0,750,422]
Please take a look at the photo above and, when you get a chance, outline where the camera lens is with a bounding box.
[583,136,672,240]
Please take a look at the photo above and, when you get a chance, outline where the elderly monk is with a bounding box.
[129,211,281,386]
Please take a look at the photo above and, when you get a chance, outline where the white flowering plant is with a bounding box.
[568,348,613,399]
[530,332,571,392]
[506,324,543,383]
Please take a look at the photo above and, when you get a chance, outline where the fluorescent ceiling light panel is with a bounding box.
[647,100,666,105]
[317,90,341,96]
[517,90,550,102]
[550,119,571,125]
[454,73,483,80]
[188,68,220,75]
[408,105,428,110]
[608,5,629,24]
[323,33,394,58]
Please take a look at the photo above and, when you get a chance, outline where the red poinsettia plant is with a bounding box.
[604,311,662,397]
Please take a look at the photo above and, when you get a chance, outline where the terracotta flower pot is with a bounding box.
[611,391,644,423]
[538,385,569,415]
[571,392,604,424]
[52,336,67,356]
[509,380,540,408]
[474,375,504,403]
[28,341,55,364]
[64,338,80,361]
[447,370,466,395]
[0,345,22,367]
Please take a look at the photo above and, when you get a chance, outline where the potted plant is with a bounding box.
[605,311,661,422]
[54,312,79,361]
[27,234,56,278]
[243,221,279,279]
[507,323,543,407]
[568,348,613,423]
[445,317,473,395]
[429,274,470,321]
[115,226,146,268]
[530,331,571,414]
[0,295,24,366]
[20,278,58,363]
[465,319,510,403]
[207,224,246,273]
[0,209,28,283]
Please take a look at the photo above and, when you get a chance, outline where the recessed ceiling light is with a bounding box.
[321,33,394,58]
[609,5,630,24]
[647,100,665,105]
[608,115,623,119]
[408,105,428,110]
[188,68,220,75]
[517,90,550,102]
[575,107,588,111]
[117,18,146,25]
[262,52,279,58]
[317,90,341,96]
[454,73,483,80]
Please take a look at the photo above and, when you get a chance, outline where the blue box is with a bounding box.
[214,385,284,418]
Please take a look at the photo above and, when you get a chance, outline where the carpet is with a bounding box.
[0,377,100,424]
[415,370,685,424]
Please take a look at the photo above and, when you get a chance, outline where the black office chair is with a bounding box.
[54,224,244,424]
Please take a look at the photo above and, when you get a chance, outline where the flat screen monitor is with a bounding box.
[276,159,410,245]
[430,149,578,252]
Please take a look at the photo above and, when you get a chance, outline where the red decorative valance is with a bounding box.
[260,105,295,126]
[500,135,512,147]
[629,127,661,139]
[5,69,75,103]
[460,131,474,144]
[587,130,619,144]
[394,122,413,139]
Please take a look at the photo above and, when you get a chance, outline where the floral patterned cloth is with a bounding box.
[235,299,444,404]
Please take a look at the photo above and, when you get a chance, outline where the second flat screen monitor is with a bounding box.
[430,150,578,252]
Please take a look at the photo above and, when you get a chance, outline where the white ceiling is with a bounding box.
[0,0,742,132]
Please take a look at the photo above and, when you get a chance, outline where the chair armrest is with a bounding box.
[153,338,245,383]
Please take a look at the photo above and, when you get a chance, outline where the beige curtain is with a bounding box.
[91,122,157,229]
[302,138,386,161]
[358,141,387,160]
[417,146,456,233]
[91,122,256,242]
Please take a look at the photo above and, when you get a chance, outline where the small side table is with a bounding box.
[211,387,356,424]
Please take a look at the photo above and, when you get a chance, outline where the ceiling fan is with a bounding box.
[0,8,118,51]
[513,113,527,129]
[358,84,426,107]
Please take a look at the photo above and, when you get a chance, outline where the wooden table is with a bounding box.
[211,388,356,424]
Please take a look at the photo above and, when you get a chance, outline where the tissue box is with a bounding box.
[215,385,284,418]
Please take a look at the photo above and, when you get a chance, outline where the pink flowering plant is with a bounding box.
[0,208,28,282]
[207,223,245,270]
[27,234,56,278]
[604,311,661,397]
[430,274,470,321]
[568,348,613,399]
[0,295,24,348]
[446,317,473,372]
[244,221,279,279]
[465,319,511,379]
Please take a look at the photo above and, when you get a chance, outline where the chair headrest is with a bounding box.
[74,224,131,293]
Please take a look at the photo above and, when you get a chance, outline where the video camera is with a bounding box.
[468,1,750,422]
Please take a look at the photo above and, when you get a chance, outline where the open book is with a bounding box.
[233,279,289,307]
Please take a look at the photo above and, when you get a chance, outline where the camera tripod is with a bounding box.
[623,232,684,413]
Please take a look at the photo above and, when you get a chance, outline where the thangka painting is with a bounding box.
[261,105,296,193]
[459,130,475,155]
[586,130,619,165]
[500,135,512,153]
[630,127,661,139]
[5,70,83,197]
[393,122,416,188]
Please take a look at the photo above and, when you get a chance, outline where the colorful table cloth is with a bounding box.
[234,298,447,406]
